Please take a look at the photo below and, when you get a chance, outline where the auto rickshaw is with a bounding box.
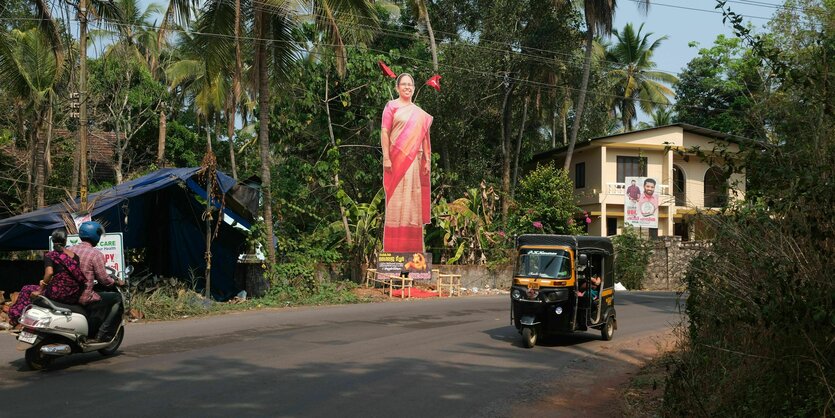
[510,234,617,348]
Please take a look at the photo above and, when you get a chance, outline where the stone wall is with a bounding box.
[343,238,708,293]
[430,264,514,291]
[642,237,711,290]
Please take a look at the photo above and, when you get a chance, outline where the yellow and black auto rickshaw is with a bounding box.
[510,234,616,348]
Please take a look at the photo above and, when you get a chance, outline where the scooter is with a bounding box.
[16,265,133,370]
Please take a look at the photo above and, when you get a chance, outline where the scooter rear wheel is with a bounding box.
[522,327,537,348]
[98,327,124,356]
[25,341,54,371]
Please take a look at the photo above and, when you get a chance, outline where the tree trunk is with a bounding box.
[562,104,568,146]
[206,123,213,153]
[500,79,517,220]
[552,108,558,149]
[25,130,34,212]
[418,0,439,72]
[116,129,124,184]
[45,102,53,181]
[34,117,46,208]
[565,29,595,171]
[157,109,166,166]
[226,0,242,181]
[256,10,277,266]
[204,155,213,300]
[226,110,238,180]
[511,96,529,199]
[325,73,353,246]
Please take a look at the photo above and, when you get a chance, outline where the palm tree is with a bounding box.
[166,33,227,151]
[154,0,199,166]
[638,107,676,129]
[606,23,677,131]
[564,0,650,171]
[95,0,162,63]
[0,28,63,209]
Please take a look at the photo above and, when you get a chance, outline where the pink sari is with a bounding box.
[381,100,433,252]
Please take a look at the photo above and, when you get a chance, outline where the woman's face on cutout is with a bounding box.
[397,75,414,100]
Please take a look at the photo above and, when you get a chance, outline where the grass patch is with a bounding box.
[130,280,374,321]
[621,350,679,418]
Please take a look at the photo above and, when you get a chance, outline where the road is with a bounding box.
[0,292,680,417]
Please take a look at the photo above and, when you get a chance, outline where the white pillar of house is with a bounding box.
[664,148,675,236]
[600,146,608,236]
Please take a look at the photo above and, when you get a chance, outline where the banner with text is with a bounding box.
[52,233,126,273]
[377,252,433,281]
[624,176,659,229]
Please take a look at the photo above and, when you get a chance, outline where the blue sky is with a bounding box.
[613,0,776,76]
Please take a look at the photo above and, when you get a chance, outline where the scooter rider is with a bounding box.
[72,221,124,343]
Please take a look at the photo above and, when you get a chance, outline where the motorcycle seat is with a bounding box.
[33,297,88,316]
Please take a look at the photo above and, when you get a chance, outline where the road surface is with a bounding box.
[0,292,681,417]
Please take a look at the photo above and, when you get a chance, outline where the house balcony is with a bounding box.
[575,182,673,206]
[605,182,670,197]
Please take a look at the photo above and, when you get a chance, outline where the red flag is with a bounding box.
[425,74,442,92]
[378,60,396,78]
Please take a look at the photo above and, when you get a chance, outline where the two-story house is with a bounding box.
[530,124,746,240]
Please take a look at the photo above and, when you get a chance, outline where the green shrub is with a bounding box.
[612,226,651,290]
[663,208,834,417]
[509,163,584,235]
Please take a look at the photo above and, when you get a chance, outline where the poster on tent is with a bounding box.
[51,233,126,273]
[377,252,432,281]
[624,176,659,229]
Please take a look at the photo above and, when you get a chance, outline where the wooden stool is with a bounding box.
[437,272,462,297]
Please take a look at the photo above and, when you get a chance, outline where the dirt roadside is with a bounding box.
[514,330,677,417]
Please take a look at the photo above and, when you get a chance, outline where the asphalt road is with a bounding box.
[0,291,681,417]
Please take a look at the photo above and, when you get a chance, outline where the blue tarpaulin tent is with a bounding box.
[0,167,256,300]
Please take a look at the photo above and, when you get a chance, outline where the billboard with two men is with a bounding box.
[624,177,659,229]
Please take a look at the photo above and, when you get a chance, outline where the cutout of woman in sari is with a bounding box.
[381,73,433,253]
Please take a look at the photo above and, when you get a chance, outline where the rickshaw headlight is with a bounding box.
[511,289,523,300]
[546,292,559,302]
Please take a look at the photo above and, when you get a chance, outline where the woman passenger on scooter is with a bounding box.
[4,230,86,331]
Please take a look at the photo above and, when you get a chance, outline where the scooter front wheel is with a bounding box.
[25,341,54,371]
[98,327,124,356]
[522,327,537,348]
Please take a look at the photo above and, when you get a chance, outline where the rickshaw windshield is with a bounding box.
[516,250,572,278]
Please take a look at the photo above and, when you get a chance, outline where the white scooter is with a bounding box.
[16,265,133,370]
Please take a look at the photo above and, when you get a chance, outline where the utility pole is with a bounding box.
[78,0,89,206]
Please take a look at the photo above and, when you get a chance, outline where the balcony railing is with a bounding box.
[606,182,670,196]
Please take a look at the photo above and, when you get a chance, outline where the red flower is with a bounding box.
[425,74,442,92]
[378,60,396,78]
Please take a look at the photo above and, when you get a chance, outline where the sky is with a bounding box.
[613,0,778,78]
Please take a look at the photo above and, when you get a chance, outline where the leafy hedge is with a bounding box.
[611,227,651,290]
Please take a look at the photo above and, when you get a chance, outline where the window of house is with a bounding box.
[704,167,728,207]
[575,162,585,188]
[616,156,647,182]
[673,165,686,206]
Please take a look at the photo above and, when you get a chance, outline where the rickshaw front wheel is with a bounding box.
[601,316,615,341]
[522,327,537,348]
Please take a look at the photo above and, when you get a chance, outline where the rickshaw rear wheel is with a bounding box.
[522,327,537,348]
[601,316,615,341]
